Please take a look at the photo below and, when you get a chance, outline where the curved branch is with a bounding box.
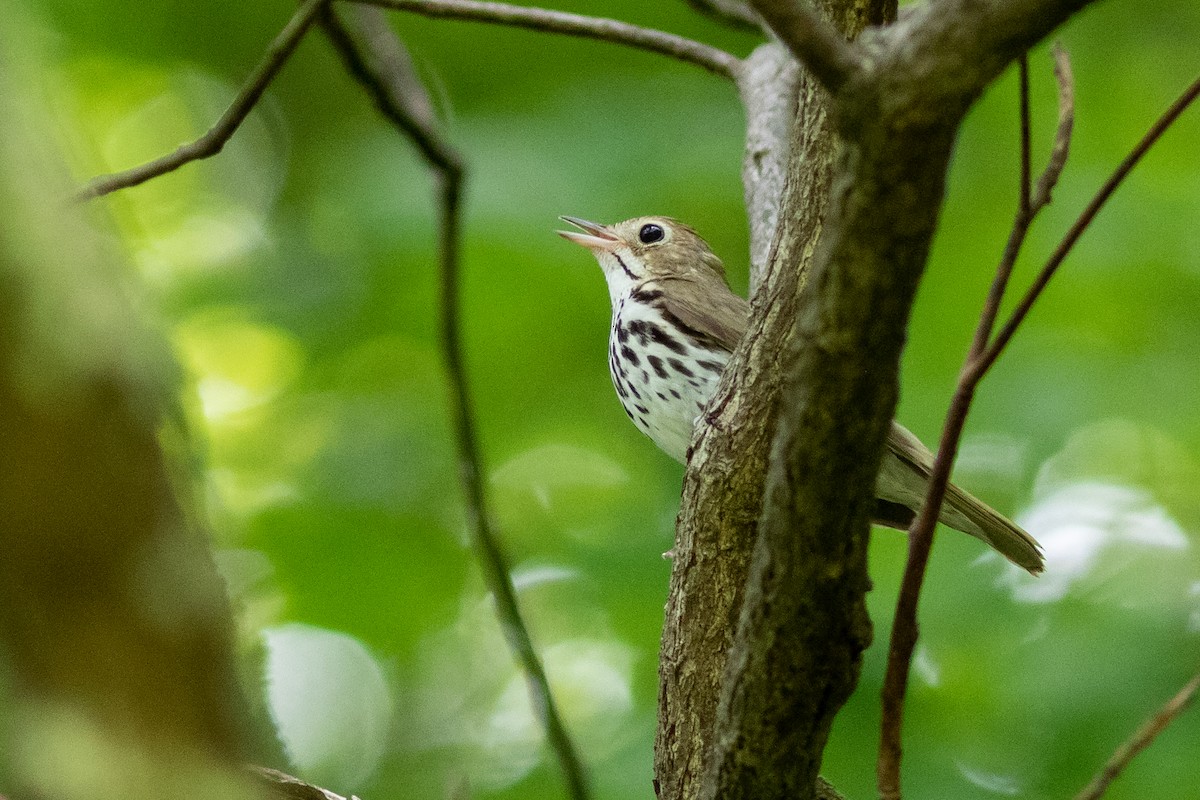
[683,0,765,32]
[316,7,590,799]
[981,70,1200,373]
[877,50,1076,797]
[74,0,330,201]
[351,0,742,80]
[747,0,863,92]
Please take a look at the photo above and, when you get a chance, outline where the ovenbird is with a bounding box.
[558,215,1043,574]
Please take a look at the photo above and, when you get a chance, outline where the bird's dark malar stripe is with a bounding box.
[613,254,638,281]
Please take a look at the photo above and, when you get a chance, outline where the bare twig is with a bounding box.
[317,7,589,799]
[1018,56,1032,220]
[317,4,456,169]
[683,0,764,32]
[352,0,742,80]
[74,0,330,201]
[747,0,862,92]
[879,60,1200,800]
[1031,46,1074,211]
[877,48,1076,800]
[1075,668,1200,800]
[981,69,1200,374]
[975,47,1073,354]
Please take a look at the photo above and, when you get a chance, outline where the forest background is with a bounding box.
[6,0,1200,798]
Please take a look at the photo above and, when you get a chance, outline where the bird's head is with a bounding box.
[557,216,728,295]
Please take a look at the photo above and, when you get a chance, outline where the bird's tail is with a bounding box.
[938,482,1044,574]
[881,423,1044,574]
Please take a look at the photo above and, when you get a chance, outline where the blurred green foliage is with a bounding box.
[11,0,1200,798]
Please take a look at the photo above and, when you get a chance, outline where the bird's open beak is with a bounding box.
[557,216,619,252]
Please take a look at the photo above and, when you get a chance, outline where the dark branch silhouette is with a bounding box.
[879,57,1200,799]
[316,6,590,798]
[353,0,743,79]
[74,0,330,201]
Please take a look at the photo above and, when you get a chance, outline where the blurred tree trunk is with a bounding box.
[0,51,264,800]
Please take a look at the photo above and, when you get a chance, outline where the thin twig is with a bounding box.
[1018,56,1032,220]
[317,7,589,799]
[878,59,1200,800]
[968,47,1074,360]
[352,0,742,80]
[1075,669,1200,800]
[981,69,1200,374]
[1031,45,1074,212]
[74,0,330,201]
[747,0,862,92]
[877,48,1076,800]
[682,0,764,32]
[317,4,456,170]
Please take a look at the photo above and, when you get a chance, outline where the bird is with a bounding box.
[557,214,1043,574]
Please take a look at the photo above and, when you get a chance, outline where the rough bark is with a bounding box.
[737,42,800,289]
[701,1,1103,798]
[654,4,878,799]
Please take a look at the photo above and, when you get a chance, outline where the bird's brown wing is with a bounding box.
[653,276,750,354]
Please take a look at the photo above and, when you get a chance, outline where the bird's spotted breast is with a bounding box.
[608,290,729,462]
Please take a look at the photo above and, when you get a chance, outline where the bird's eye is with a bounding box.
[638,223,665,244]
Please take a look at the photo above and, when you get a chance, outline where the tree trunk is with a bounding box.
[656,1,1101,798]
[654,4,881,799]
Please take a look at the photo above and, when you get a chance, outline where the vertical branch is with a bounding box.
[317,8,589,799]
[1018,56,1032,219]
[981,70,1200,372]
[659,0,890,792]
[737,42,801,289]
[877,48,1073,800]
[879,57,1200,800]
